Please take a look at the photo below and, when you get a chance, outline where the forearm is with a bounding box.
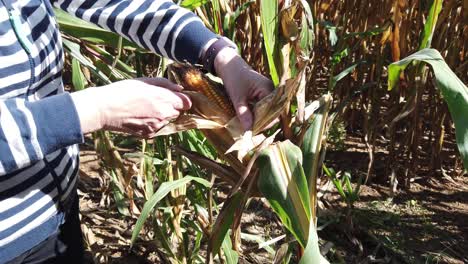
[53,0,217,63]
[0,94,83,175]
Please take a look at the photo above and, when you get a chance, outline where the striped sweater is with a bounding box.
[0,0,216,261]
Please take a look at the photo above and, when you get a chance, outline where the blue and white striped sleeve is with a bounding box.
[0,94,83,176]
[53,0,218,64]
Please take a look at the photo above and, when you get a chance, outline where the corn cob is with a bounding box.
[169,63,236,118]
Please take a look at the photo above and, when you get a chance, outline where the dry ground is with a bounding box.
[77,139,468,264]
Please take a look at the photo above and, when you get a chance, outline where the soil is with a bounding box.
[77,136,468,264]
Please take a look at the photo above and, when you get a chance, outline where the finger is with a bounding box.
[260,79,274,97]
[171,91,192,110]
[234,100,253,131]
[146,119,170,138]
[253,79,274,100]
[116,119,151,137]
[138,77,183,91]
[164,108,180,120]
[149,106,180,120]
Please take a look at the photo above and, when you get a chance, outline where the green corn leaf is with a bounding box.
[260,0,280,85]
[62,39,111,84]
[180,0,209,10]
[211,0,222,34]
[388,48,468,169]
[240,233,276,255]
[257,141,329,262]
[224,0,255,39]
[71,58,87,91]
[208,192,243,257]
[130,176,211,245]
[329,62,363,90]
[419,0,442,50]
[88,44,137,76]
[221,232,239,264]
[257,140,311,247]
[302,95,332,210]
[299,219,329,264]
[298,0,314,53]
[109,170,130,216]
[55,9,139,49]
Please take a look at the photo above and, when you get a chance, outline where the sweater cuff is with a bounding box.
[26,93,84,154]
[172,20,218,64]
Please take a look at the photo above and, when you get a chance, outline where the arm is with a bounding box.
[0,94,83,176]
[54,0,273,130]
[52,0,217,63]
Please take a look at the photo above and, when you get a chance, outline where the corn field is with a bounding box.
[60,0,467,263]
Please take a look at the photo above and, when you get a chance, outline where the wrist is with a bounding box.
[214,48,250,79]
[199,36,238,75]
[71,88,104,134]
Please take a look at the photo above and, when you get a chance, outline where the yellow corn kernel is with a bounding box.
[179,67,236,117]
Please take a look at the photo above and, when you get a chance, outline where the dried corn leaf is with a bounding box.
[226,131,266,161]
[252,68,306,134]
[173,146,240,186]
[154,114,223,137]
[280,3,299,41]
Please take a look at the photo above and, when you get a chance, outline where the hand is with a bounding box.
[214,48,274,130]
[71,78,191,138]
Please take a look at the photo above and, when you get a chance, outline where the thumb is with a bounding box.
[234,100,253,131]
[138,77,183,91]
[172,91,192,110]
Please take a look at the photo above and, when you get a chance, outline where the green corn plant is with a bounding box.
[53,0,467,262]
[388,48,468,170]
[323,166,361,209]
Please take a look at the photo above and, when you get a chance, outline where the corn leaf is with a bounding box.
[257,140,311,247]
[109,170,130,216]
[301,95,332,217]
[130,176,211,245]
[180,0,209,10]
[298,0,315,53]
[71,58,86,91]
[55,9,139,49]
[221,233,239,264]
[62,39,111,84]
[88,44,137,76]
[388,48,468,169]
[208,192,243,257]
[419,0,442,50]
[299,220,329,264]
[260,0,280,85]
[329,62,363,90]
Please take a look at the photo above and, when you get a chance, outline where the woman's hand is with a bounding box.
[71,78,191,138]
[214,48,274,131]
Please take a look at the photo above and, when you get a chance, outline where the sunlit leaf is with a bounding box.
[131,176,211,245]
[62,39,111,84]
[180,0,209,10]
[221,232,239,264]
[71,58,87,91]
[257,140,311,247]
[388,49,468,169]
[260,0,280,85]
[419,0,442,50]
[298,220,330,264]
[301,94,332,217]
